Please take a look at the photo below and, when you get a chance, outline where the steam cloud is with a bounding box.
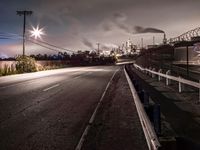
[82,38,94,49]
[134,26,164,34]
[101,43,118,51]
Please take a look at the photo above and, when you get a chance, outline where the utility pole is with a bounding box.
[17,10,33,57]
[97,43,100,55]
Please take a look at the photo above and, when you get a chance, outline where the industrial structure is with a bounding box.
[135,26,200,78]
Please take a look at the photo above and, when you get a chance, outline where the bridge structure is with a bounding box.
[168,27,200,44]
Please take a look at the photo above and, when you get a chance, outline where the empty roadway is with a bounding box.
[0,66,118,150]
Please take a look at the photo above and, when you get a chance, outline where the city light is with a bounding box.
[29,25,45,40]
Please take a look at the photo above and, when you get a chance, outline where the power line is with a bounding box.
[0,32,75,53]
[30,38,74,53]
[0,32,22,39]
[28,40,63,52]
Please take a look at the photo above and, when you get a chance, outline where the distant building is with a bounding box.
[121,38,137,55]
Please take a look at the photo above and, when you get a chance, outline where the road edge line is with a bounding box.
[75,68,119,150]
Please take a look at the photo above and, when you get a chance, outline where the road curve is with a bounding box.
[0,66,118,150]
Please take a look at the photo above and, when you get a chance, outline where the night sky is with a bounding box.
[1,0,200,57]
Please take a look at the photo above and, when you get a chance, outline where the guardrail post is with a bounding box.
[153,104,161,136]
[166,70,171,85]
[178,76,182,93]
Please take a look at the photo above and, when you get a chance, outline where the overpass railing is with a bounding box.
[134,63,200,103]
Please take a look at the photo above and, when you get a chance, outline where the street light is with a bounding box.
[29,25,45,40]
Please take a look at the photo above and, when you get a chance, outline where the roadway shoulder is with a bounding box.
[81,67,148,150]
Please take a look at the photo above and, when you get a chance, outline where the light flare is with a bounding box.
[29,25,45,40]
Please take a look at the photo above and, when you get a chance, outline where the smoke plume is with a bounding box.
[134,26,164,34]
[82,38,94,49]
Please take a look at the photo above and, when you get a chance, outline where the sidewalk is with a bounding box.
[131,65,200,150]
[81,67,148,150]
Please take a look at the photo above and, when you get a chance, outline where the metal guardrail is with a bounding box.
[124,67,161,150]
[134,63,200,102]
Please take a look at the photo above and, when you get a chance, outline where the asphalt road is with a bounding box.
[0,66,118,150]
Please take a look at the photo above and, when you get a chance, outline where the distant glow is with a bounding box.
[29,25,45,39]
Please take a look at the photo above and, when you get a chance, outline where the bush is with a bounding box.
[2,64,8,75]
[0,68,2,76]
[10,64,16,74]
[16,55,37,73]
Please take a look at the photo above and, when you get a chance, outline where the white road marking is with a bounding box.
[43,84,60,92]
[75,68,119,150]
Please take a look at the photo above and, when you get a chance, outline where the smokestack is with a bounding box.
[141,38,143,49]
[163,33,167,44]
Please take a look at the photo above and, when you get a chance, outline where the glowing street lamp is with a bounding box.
[29,25,45,40]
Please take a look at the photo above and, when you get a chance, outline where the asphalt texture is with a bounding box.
[129,64,200,150]
[0,66,119,150]
[81,68,148,150]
